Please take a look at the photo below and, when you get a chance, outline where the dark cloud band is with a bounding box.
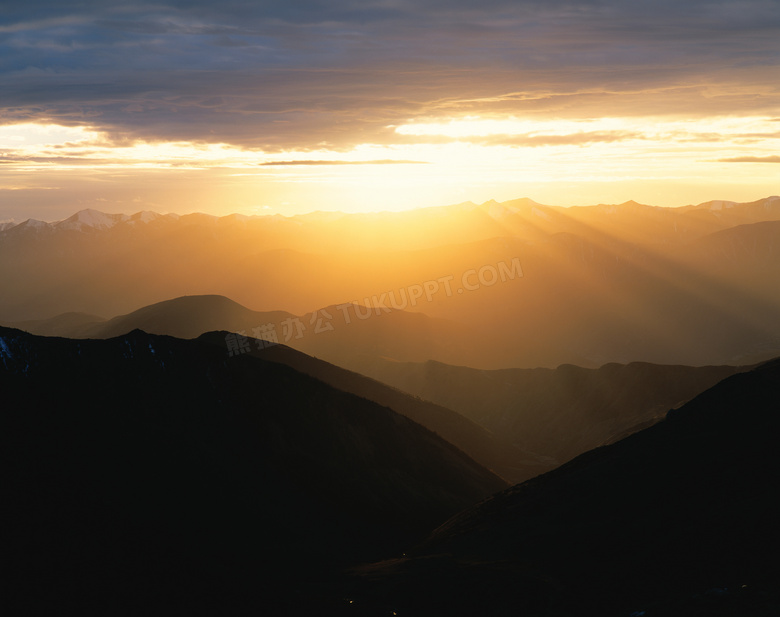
[0,1,778,150]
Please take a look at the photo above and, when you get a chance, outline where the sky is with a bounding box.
[0,0,778,221]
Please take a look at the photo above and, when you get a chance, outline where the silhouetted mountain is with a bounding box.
[689,220,780,272]
[7,299,548,483]
[6,293,475,371]
[15,294,745,482]
[0,326,505,614]
[8,311,107,337]
[348,357,780,616]
[359,359,748,465]
[82,294,294,339]
[200,331,550,484]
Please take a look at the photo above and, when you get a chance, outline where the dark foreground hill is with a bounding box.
[348,357,780,616]
[0,327,505,614]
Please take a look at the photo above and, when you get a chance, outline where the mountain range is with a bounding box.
[349,356,780,616]
[4,195,780,614]
[2,196,779,368]
[7,293,756,478]
[5,294,471,373]
[359,357,749,465]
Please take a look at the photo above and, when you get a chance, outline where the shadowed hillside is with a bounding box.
[0,326,506,614]
[349,357,780,616]
[198,331,551,484]
[360,358,749,465]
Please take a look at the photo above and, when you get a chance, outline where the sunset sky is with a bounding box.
[1,0,778,221]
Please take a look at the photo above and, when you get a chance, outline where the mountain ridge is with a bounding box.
[3,196,780,368]
[349,356,780,616]
[4,195,779,232]
[0,325,507,613]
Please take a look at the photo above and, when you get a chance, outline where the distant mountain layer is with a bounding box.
[3,196,779,238]
[360,358,749,465]
[0,326,506,613]
[2,196,780,368]
[350,356,780,616]
[201,331,551,485]
[6,293,472,377]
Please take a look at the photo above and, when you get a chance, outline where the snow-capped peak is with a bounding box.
[127,211,163,225]
[14,219,53,231]
[55,209,129,231]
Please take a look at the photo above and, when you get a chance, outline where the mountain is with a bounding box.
[6,295,286,339]
[3,197,780,368]
[55,208,133,231]
[0,326,506,613]
[349,357,780,616]
[200,332,551,484]
[7,294,472,368]
[81,294,294,340]
[10,294,750,481]
[2,209,180,235]
[359,358,749,465]
[8,311,107,337]
[8,299,545,483]
[689,220,780,271]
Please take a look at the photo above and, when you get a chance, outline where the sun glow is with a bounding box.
[1,115,779,217]
[0,123,99,147]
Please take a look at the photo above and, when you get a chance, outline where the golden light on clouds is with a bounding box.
[1,1,778,219]
[1,113,778,216]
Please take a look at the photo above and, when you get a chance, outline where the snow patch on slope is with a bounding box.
[56,209,129,231]
[16,219,53,231]
[0,336,12,360]
[127,211,170,225]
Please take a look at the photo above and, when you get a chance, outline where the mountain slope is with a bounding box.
[6,293,472,370]
[81,294,295,339]
[360,358,749,464]
[3,197,780,368]
[199,331,550,484]
[350,357,780,616]
[8,311,107,337]
[7,298,544,482]
[0,326,506,613]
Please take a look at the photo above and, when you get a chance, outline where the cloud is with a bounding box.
[0,1,778,151]
[260,159,429,165]
[467,131,646,147]
[715,155,780,163]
